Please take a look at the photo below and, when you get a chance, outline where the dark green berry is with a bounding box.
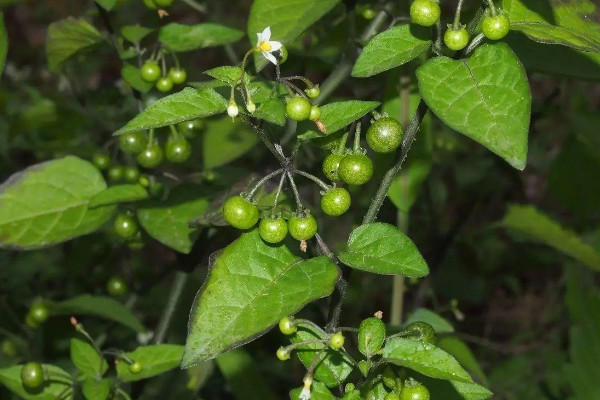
[137,144,163,168]
[410,0,441,27]
[119,131,148,154]
[21,362,44,391]
[321,187,351,216]
[338,154,374,185]
[288,214,318,241]
[366,117,404,153]
[123,166,141,183]
[92,153,111,170]
[114,214,139,239]
[286,97,312,121]
[223,196,259,230]
[108,166,124,182]
[165,138,192,163]
[322,154,344,182]
[107,277,128,296]
[129,361,143,374]
[259,217,288,244]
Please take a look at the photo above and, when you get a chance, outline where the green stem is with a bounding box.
[153,271,188,344]
[295,170,331,191]
[247,169,284,198]
[286,172,303,210]
[453,0,466,28]
[485,0,497,16]
[179,0,207,13]
[353,122,362,152]
[272,172,287,209]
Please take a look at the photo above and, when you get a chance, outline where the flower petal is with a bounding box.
[262,51,278,65]
[268,41,283,52]
[261,26,271,41]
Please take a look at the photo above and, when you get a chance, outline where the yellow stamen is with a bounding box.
[258,41,272,51]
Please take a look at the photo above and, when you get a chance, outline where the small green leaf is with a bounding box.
[121,63,154,93]
[82,378,111,400]
[0,364,71,400]
[352,25,431,77]
[383,337,472,382]
[71,338,108,378]
[121,24,154,44]
[116,344,184,382]
[216,349,278,400]
[0,12,7,79]
[45,18,103,71]
[115,88,227,135]
[182,230,339,367]
[202,118,258,169]
[158,23,244,52]
[298,100,380,140]
[290,381,335,400]
[137,184,209,254]
[89,184,148,208]
[416,43,531,170]
[0,156,115,250]
[248,0,341,70]
[204,66,248,86]
[289,321,353,387]
[53,295,144,332]
[499,204,600,271]
[95,0,118,10]
[388,159,431,213]
[338,223,429,277]
[254,98,286,126]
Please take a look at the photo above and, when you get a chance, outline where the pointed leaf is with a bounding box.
[89,184,148,208]
[0,156,115,250]
[416,43,531,170]
[0,364,71,400]
[82,378,111,400]
[121,63,154,93]
[158,23,244,52]
[338,223,429,277]
[45,18,103,71]
[71,338,108,378]
[115,88,227,135]
[182,230,339,367]
[216,349,278,400]
[352,25,431,77]
[116,344,184,382]
[202,118,258,169]
[254,98,286,126]
[298,100,380,140]
[121,24,154,44]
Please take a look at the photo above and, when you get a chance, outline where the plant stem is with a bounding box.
[247,169,284,198]
[153,271,188,344]
[286,171,303,210]
[179,0,207,13]
[272,172,286,209]
[362,101,429,224]
[295,170,331,190]
[485,0,497,16]
[453,0,466,28]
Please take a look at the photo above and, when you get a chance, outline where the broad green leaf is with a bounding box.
[116,344,184,382]
[416,43,531,170]
[121,24,154,44]
[45,18,103,71]
[82,378,111,400]
[0,364,72,400]
[298,100,380,139]
[204,66,249,86]
[289,321,353,387]
[411,373,492,400]
[383,337,472,382]
[182,230,339,367]
[95,0,118,10]
[0,12,7,79]
[158,23,244,52]
[404,308,454,334]
[499,204,600,271]
[53,295,144,332]
[202,118,258,169]
[254,98,286,126]
[388,159,432,213]
[290,381,335,400]
[0,156,115,250]
[70,338,108,378]
[361,377,390,400]
[338,223,429,277]
[248,0,341,70]
[115,88,227,135]
[438,336,488,385]
[121,63,154,93]
[216,349,278,400]
[503,0,600,52]
[352,25,431,77]
[89,184,148,208]
[137,184,209,254]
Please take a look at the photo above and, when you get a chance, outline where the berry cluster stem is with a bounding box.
[453,0,466,28]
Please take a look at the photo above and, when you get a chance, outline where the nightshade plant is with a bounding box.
[1,0,600,399]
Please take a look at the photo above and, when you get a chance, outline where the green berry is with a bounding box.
[21,362,44,390]
[259,217,288,244]
[278,45,288,64]
[168,68,187,84]
[338,154,374,185]
[129,361,143,374]
[322,154,344,182]
[138,175,151,188]
[108,165,124,182]
[385,394,400,400]
[329,332,345,349]
[410,0,441,27]
[137,144,163,168]
[177,119,204,138]
[92,153,111,170]
[309,105,321,121]
[358,317,386,357]
[288,214,317,241]
[400,382,430,400]
[156,76,173,92]
[114,213,139,239]
[321,187,351,216]
[28,304,49,325]
[362,8,377,20]
[482,14,510,40]
[123,166,141,183]
[404,321,436,344]
[141,62,161,82]
[305,86,320,99]
[278,317,297,335]
[1,339,17,358]
[444,27,470,51]
[276,347,290,361]
[107,277,128,296]
[286,97,312,121]
[223,196,259,230]
[165,138,192,163]
[367,117,403,153]
[119,131,148,155]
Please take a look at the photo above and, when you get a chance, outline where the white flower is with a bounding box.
[256,26,283,65]
[299,387,311,400]
[227,101,239,117]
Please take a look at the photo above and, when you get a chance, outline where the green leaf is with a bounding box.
[388,159,432,213]
[202,118,258,169]
[338,223,429,277]
[0,364,71,400]
[438,336,488,386]
[404,308,454,334]
[115,88,227,135]
[248,0,341,70]
[0,12,7,79]
[383,337,473,383]
[137,184,209,254]
[499,204,600,271]
[45,18,103,72]
[503,0,600,52]
[89,184,148,208]
[95,0,118,10]
[0,156,115,250]
[53,295,144,332]
[70,338,108,378]
[416,43,531,170]
[116,344,184,382]
[121,24,154,44]
[289,321,353,387]
[352,25,431,77]
[158,23,244,52]
[290,381,335,400]
[216,349,278,400]
[121,63,154,93]
[204,66,250,86]
[182,230,339,367]
[298,100,380,140]
[411,373,492,400]
[82,378,111,400]
[254,98,286,126]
